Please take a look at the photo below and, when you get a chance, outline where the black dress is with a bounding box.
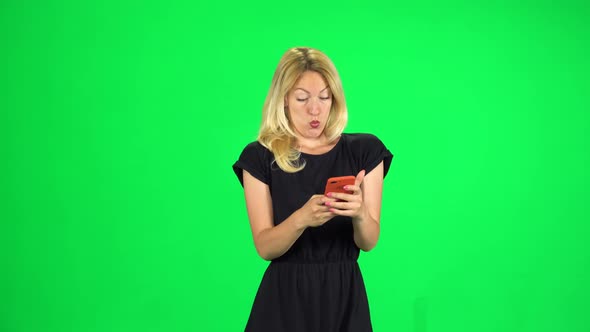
[233,133,393,332]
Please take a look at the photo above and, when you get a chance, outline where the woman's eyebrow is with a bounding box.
[294,86,330,93]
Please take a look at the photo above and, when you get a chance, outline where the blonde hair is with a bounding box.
[258,47,348,173]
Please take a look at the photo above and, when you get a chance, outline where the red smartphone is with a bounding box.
[324,176,355,196]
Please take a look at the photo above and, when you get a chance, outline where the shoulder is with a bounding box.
[233,141,274,187]
[341,133,393,177]
[342,133,386,147]
[242,140,266,151]
[238,141,272,159]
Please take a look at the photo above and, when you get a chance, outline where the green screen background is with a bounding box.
[1,1,588,331]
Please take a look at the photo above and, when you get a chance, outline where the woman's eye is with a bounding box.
[320,96,331,100]
[296,98,307,102]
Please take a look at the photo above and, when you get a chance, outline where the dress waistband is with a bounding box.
[270,258,358,265]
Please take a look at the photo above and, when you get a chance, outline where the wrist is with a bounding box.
[291,209,308,231]
[352,206,370,224]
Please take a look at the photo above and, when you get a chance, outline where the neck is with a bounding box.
[295,134,340,155]
[295,136,327,150]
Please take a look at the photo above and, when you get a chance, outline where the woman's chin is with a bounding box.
[293,125,326,140]
[304,128,325,139]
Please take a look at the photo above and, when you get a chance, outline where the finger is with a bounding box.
[328,208,355,217]
[314,195,329,205]
[328,192,359,202]
[316,205,332,213]
[322,197,338,204]
[326,201,357,210]
[343,185,362,195]
[355,169,366,187]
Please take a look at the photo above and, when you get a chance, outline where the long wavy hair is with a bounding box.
[258,47,348,173]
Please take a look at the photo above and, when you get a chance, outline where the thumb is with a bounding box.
[355,169,366,187]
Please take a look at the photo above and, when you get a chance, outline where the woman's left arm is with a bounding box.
[327,161,384,251]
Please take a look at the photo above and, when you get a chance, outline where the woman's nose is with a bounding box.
[308,98,321,115]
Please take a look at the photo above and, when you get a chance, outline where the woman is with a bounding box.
[233,47,393,332]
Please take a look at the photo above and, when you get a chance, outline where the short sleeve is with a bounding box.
[350,134,394,178]
[232,141,272,187]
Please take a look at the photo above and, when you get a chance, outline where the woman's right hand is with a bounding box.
[295,194,337,228]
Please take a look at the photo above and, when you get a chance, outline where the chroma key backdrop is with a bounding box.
[1,1,588,331]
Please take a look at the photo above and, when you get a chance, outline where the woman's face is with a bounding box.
[285,71,332,140]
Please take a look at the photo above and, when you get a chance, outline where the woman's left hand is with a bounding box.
[325,170,367,221]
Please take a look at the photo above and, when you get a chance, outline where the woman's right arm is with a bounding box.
[243,169,335,261]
